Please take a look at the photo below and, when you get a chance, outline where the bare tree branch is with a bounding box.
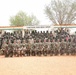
[45,0,76,25]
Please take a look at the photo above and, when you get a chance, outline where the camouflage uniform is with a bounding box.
[43,42,48,56]
[19,45,25,56]
[34,43,39,56]
[55,39,60,55]
[66,41,71,55]
[12,40,17,56]
[47,39,51,55]
[8,41,13,57]
[26,43,31,56]
[2,41,8,57]
[71,42,76,55]
[50,39,56,56]
[31,43,36,56]
[13,40,21,57]
[36,41,43,56]
[21,41,27,56]
[60,39,66,55]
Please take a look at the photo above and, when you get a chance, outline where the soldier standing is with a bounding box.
[12,40,17,57]
[37,39,42,56]
[43,39,48,56]
[26,43,31,56]
[55,39,60,55]
[31,43,36,56]
[8,40,13,57]
[2,41,8,57]
[22,40,27,56]
[71,40,76,55]
[47,39,51,55]
[50,39,55,56]
[16,39,21,57]
[66,40,71,55]
[60,39,66,55]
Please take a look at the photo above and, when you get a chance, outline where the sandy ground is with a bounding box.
[0,56,76,75]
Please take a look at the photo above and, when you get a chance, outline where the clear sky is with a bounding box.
[0,0,51,26]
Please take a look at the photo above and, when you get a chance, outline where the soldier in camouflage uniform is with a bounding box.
[17,40,23,57]
[22,40,27,56]
[52,39,59,56]
[31,43,36,56]
[75,43,76,55]
[19,45,25,56]
[71,41,76,55]
[43,38,49,56]
[8,40,13,57]
[12,40,17,57]
[21,40,27,56]
[50,39,55,56]
[2,41,8,57]
[55,39,60,55]
[19,40,26,56]
[43,44,48,56]
[13,40,21,57]
[47,39,51,55]
[60,39,66,55]
[47,41,53,56]
[65,40,71,55]
[36,39,43,56]
[26,43,31,56]
[34,42,39,56]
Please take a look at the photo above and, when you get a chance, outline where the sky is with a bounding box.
[0,0,51,26]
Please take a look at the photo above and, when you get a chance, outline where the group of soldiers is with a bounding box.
[1,38,76,57]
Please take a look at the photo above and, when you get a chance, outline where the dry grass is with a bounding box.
[0,56,76,75]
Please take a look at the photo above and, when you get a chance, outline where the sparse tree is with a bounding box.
[10,11,39,26]
[45,0,76,25]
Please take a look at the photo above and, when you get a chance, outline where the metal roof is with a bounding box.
[0,24,76,30]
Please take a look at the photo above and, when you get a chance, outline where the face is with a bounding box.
[48,39,50,42]
[39,39,41,42]
[62,39,64,42]
[3,41,6,44]
[44,39,46,42]
[14,40,17,43]
[57,39,60,42]
[8,40,11,44]
[34,40,36,43]
[17,40,21,43]
[52,39,55,42]
[23,40,26,43]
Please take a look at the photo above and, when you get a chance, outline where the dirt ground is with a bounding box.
[0,56,76,75]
